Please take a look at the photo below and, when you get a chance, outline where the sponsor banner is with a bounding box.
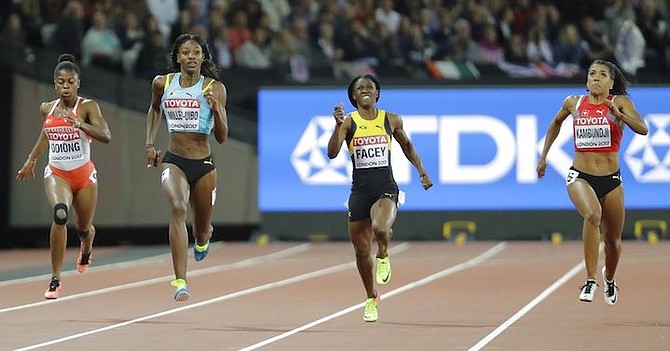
[258,87,670,211]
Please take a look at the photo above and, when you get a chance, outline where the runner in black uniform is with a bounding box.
[328,74,433,322]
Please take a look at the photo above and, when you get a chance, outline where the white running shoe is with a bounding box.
[579,279,598,302]
[602,266,619,306]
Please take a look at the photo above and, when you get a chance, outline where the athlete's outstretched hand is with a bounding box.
[420,174,433,190]
[536,158,547,178]
[16,159,36,180]
[145,146,161,168]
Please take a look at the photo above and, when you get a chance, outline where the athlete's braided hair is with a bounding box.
[168,33,222,81]
[590,59,629,96]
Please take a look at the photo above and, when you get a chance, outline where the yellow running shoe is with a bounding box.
[171,278,190,302]
[194,240,210,262]
[376,256,391,285]
[363,291,380,322]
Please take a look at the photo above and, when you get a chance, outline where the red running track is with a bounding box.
[1,241,668,350]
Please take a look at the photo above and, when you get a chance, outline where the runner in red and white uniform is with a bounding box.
[537,59,648,306]
[16,53,111,299]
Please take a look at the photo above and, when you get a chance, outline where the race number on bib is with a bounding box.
[352,135,389,169]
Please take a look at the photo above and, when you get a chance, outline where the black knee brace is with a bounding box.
[53,203,68,225]
[77,229,89,239]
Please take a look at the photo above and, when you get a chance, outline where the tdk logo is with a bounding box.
[291,116,351,184]
[624,114,670,182]
[292,114,670,185]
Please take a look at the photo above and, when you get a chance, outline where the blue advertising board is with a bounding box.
[259,87,670,211]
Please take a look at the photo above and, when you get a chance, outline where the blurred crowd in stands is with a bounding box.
[1,0,668,83]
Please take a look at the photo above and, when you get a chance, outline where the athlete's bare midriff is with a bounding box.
[168,132,211,159]
[573,151,619,175]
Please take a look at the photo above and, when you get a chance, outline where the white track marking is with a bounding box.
[238,242,507,351]
[0,244,310,314]
[9,244,410,351]
[467,260,584,351]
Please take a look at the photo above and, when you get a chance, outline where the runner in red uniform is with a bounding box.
[537,60,648,306]
[16,53,112,299]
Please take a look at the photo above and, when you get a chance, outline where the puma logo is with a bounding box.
[596,109,606,116]
[203,159,213,166]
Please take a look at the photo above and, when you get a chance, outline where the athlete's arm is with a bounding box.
[145,75,165,167]
[390,113,432,190]
[205,80,228,144]
[609,96,648,135]
[537,95,576,178]
[17,102,50,180]
[327,103,350,159]
[76,99,111,143]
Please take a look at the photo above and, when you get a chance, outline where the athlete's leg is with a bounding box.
[568,179,602,280]
[599,186,625,280]
[190,170,216,247]
[370,197,397,259]
[161,164,191,280]
[44,175,73,279]
[349,219,375,298]
[72,182,98,256]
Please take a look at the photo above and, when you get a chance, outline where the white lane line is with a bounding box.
[10,243,410,351]
[0,244,311,314]
[238,242,507,351]
[468,260,584,351]
[1,241,217,286]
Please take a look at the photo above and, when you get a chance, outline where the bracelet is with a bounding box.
[74,119,81,129]
[145,144,154,148]
[420,173,427,177]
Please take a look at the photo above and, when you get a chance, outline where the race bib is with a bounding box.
[574,116,612,149]
[352,135,389,169]
[164,98,200,131]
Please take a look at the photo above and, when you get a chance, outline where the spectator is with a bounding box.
[504,33,529,65]
[636,0,667,72]
[476,23,504,65]
[340,19,380,66]
[526,21,554,64]
[81,11,123,72]
[146,0,179,39]
[615,19,646,76]
[448,19,478,63]
[50,1,85,59]
[170,9,193,45]
[554,23,584,66]
[603,0,636,46]
[235,27,272,69]
[257,0,291,33]
[15,0,45,49]
[0,12,29,59]
[374,22,405,70]
[314,21,343,66]
[375,0,402,34]
[135,30,169,80]
[509,0,534,34]
[579,16,615,67]
[228,9,253,54]
[116,12,145,75]
[210,25,233,69]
